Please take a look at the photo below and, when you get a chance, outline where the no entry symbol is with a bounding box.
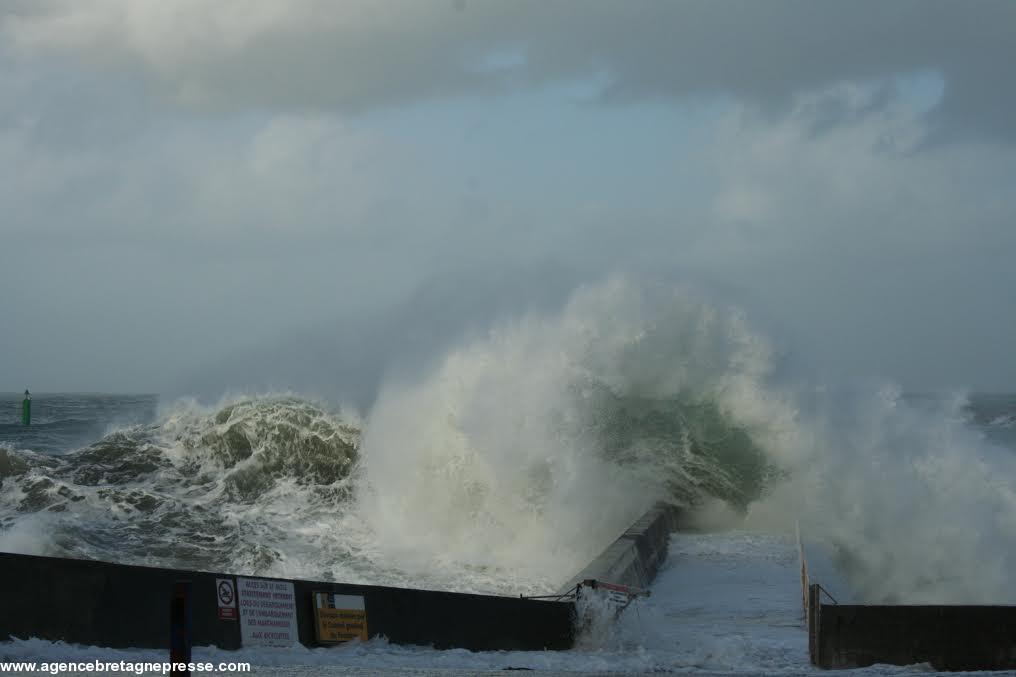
[218,580,235,606]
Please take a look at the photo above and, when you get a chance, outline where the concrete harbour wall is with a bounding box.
[807,584,1016,670]
[800,529,1016,671]
[557,502,683,594]
[0,503,681,652]
[0,551,572,651]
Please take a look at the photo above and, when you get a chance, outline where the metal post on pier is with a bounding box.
[170,581,192,676]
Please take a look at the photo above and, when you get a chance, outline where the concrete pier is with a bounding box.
[0,503,682,652]
[808,584,1016,670]
[0,551,572,651]
[557,503,683,595]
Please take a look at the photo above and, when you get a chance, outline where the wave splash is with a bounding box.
[0,279,780,594]
[1,277,1015,602]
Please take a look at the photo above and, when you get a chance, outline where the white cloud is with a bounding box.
[1,3,1015,392]
[697,83,1016,264]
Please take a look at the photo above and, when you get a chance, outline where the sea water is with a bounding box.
[3,280,1015,674]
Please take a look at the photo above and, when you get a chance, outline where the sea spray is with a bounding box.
[356,278,786,592]
[1,278,1015,604]
[753,385,1016,603]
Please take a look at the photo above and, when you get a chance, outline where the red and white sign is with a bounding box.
[597,581,636,606]
[216,578,237,621]
[237,577,298,647]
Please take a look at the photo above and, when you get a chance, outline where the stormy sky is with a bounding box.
[1,0,1014,397]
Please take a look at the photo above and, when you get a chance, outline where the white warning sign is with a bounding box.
[237,577,299,647]
[216,578,237,621]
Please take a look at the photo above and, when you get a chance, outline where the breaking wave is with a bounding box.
[0,397,360,579]
[1,277,1015,602]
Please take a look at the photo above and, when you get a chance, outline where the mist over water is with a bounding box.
[1,277,1015,605]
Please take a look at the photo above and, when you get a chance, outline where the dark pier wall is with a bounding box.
[0,551,572,651]
[294,579,573,651]
[0,551,240,650]
[808,585,1016,670]
[557,503,682,594]
[0,504,682,652]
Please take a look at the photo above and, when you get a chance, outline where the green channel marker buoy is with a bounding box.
[22,389,30,426]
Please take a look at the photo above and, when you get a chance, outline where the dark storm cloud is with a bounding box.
[4,1,1014,139]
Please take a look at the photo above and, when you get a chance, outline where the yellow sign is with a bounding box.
[313,592,368,643]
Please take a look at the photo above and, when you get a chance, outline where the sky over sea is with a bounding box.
[1,1,1014,396]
